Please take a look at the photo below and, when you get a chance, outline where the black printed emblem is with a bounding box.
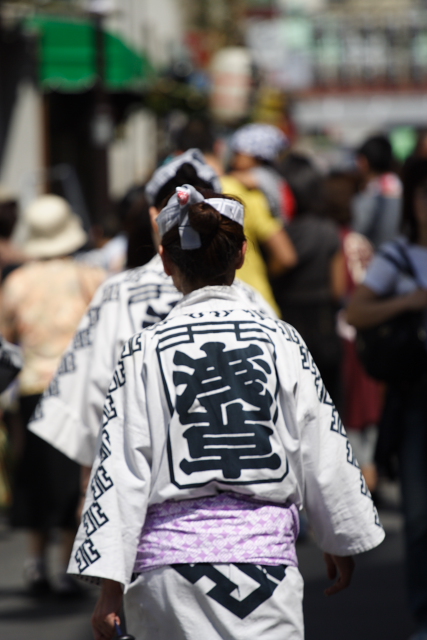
[173,563,287,619]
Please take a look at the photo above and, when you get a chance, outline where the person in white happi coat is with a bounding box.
[68,185,385,640]
[28,149,275,472]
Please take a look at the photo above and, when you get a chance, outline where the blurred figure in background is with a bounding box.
[229,123,295,223]
[76,183,157,276]
[272,154,345,408]
[76,212,127,276]
[173,118,297,314]
[413,129,427,160]
[352,134,402,249]
[0,186,27,281]
[325,172,384,494]
[173,116,224,178]
[347,158,427,640]
[119,186,156,269]
[0,195,105,596]
[222,125,297,316]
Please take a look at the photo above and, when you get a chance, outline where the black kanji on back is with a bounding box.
[173,342,281,480]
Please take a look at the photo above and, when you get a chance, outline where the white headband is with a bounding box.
[157,184,244,250]
[145,149,222,205]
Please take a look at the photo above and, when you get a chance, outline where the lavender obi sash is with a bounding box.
[133,493,300,573]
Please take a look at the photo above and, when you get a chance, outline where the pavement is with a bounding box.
[0,480,416,640]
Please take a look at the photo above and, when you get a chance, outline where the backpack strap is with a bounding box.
[377,240,420,286]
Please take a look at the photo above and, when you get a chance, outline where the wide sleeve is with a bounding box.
[68,335,151,588]
[287,331,385,556]
[29,276,126,467]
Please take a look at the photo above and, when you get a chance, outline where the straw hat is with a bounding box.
[23,195,87,259]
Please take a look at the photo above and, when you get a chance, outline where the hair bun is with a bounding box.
[188,202,221,236]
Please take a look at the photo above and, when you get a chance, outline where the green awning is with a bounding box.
[25,15,153,91]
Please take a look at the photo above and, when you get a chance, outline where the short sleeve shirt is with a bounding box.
[221,175,282,315]
[364,237,427,297]
[0,258,106,395]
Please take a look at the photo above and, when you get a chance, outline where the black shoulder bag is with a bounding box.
[356,243,427,386]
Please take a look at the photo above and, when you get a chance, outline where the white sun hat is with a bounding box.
[23,195,87,259]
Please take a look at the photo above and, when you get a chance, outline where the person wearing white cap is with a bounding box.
[67,185,384,640]
[0,194,106,596]
[229,123,295,223]
[221,125,297,316]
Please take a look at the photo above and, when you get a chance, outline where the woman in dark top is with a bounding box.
[272,155,345,408]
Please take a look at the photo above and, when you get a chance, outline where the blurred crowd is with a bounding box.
[0,120,426,638]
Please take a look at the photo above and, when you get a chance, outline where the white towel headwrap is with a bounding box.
[157,184,244,250]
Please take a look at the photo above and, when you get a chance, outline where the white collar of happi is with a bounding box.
[167,284,247,318]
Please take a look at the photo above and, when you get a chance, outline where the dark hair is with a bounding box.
[323,171,359,227]
[115,185,156,268]
[125,192,156,268]
[174,118,215,154]
[401,157,427,242]
[161,190,246,288]
[0,201,18,239]
[154,163,216,209]
[279,153,324,216]
[357,135,393,173]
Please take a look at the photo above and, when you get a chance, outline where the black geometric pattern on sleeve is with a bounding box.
[90,465,114,500]
[73,327,92,350]
[101,283,120,303]
[83,502,109,537]
[300,338,382,528]
[74,539,101,572]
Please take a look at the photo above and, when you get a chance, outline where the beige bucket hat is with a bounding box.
[23,195,87,259]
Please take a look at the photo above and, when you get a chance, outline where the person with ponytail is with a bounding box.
[69,186,384,640]
[29,149,274,470]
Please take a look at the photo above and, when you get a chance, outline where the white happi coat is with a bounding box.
[29,255,275,467]
[68,286,384,588]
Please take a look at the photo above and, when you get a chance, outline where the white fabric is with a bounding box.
[124,564,304,640]
[68,286,384,588]
[29,256,277,467]
[157,185,245,250]
[145,149,222,205]
[75,234,127,275]
[158,185,205,249]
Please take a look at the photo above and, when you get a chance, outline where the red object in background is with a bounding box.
[185,31,212,69]
[342,339,385,431]
[340,229,385,431]
[281,182,296,222]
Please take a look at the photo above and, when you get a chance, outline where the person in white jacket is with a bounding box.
[29,149,275,471]
[69,185,384,640]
